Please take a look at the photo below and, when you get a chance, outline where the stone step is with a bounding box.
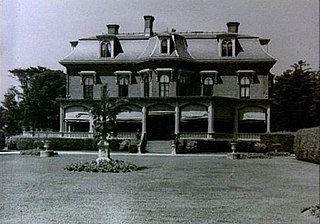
[146,140,172,154]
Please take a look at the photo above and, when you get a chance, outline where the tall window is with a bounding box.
[178,76,187,96]
[101,41,112,57]
[118,77,129,97]
[83,77,94,99]
[203,77,214,96]
[144,76,150,97]
[159,74,170,96]
[240,76,250,98]
[222,39,232,57]
[161,39,168,54]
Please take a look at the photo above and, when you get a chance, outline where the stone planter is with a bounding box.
[40,150,55,157]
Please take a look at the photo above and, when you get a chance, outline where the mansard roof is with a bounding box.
[60,26,276,65]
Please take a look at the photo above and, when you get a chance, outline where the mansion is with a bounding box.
[57,15,276,143]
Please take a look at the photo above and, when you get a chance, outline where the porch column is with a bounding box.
[59,105,64,132]
[174,105,180,134]
[142,106,147,134]
[233,107,239,140]
[207,103,214,138]
[89,115,93,133]
[266,105,271,133]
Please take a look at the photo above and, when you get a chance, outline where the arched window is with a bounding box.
[118,77,129,97]
[161,39,168,54]
[101,41,112,57]
[83,77,94,99]
[240,76,250,98]
[203,77,214,96]
[159,74,170,96]
[222,39,232,57]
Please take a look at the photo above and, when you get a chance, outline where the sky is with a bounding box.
[1,0,319,101]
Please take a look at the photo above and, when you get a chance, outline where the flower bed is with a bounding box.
[64,159,139,173]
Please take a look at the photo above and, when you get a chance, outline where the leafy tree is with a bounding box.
[19,70,66,130]
[1,87,21,136]
[9,66,49,91]
[272,60,319,131]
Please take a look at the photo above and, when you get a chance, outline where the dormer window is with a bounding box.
[222,39,233,57]
[161,39,168,54]
[101,41,112,57]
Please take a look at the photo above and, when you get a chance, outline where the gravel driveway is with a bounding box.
[0,154,319,224]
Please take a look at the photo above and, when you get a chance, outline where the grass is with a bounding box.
[0,154,319,224]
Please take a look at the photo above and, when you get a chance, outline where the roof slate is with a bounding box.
[60,31,276,64]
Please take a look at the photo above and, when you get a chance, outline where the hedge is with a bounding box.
[294,127,320,164]
[260,133,295,153]
[176,140,265,153]
[8,137,127,151]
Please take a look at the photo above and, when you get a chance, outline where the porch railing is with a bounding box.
[180,132,208,139]
[23,131,261,141]
[23,131,136,140]
[236,133,262,141]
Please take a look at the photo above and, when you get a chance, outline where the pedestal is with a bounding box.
[171,144,176,155]
[227,152,240,159]
[40,150,54,157]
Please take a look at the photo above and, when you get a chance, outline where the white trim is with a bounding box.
[114,71,132,75]
[200,70,218,74]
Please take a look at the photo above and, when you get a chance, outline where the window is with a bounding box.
[144,76,150,97]
[203,77,214,96]
[161,39,168,54]
[83,77,94,99]
[240,76,250,98]
[178,76,187,96]
[101,41,112,57]
[222,39,232,57]
[159,74,170,96]
[118,77,129,97]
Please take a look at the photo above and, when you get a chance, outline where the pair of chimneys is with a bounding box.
[106,15,155,37]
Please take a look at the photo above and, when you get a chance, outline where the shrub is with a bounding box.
[294,127,320,164]
[15,137,37,150]
[260,133,295,153]
[235,141,256,152]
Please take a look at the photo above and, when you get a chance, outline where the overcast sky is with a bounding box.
[1,0,319,101]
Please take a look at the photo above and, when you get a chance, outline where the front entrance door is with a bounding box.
[147,114,174,140]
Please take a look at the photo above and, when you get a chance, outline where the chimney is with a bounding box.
[227,22,240,33]
[69,41,78,50]
[107,24,120,34]
[144,15,155,37]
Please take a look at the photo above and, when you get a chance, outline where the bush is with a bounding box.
[177,140,230,154]
[260,133,295,153]
[294,127,320,164]
[15,137,37,150]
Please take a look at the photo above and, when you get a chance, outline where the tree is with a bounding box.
[272,60,320,131]
[19,70,66,130]
[1,87,21,136]
[9,66,49,92]
[90,84,125,161]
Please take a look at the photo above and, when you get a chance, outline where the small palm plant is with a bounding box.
[90,84,120,162]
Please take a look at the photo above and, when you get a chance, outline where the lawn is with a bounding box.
[0,154,319,224]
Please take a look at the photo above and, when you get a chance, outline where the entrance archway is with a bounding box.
[147,104,175,140]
